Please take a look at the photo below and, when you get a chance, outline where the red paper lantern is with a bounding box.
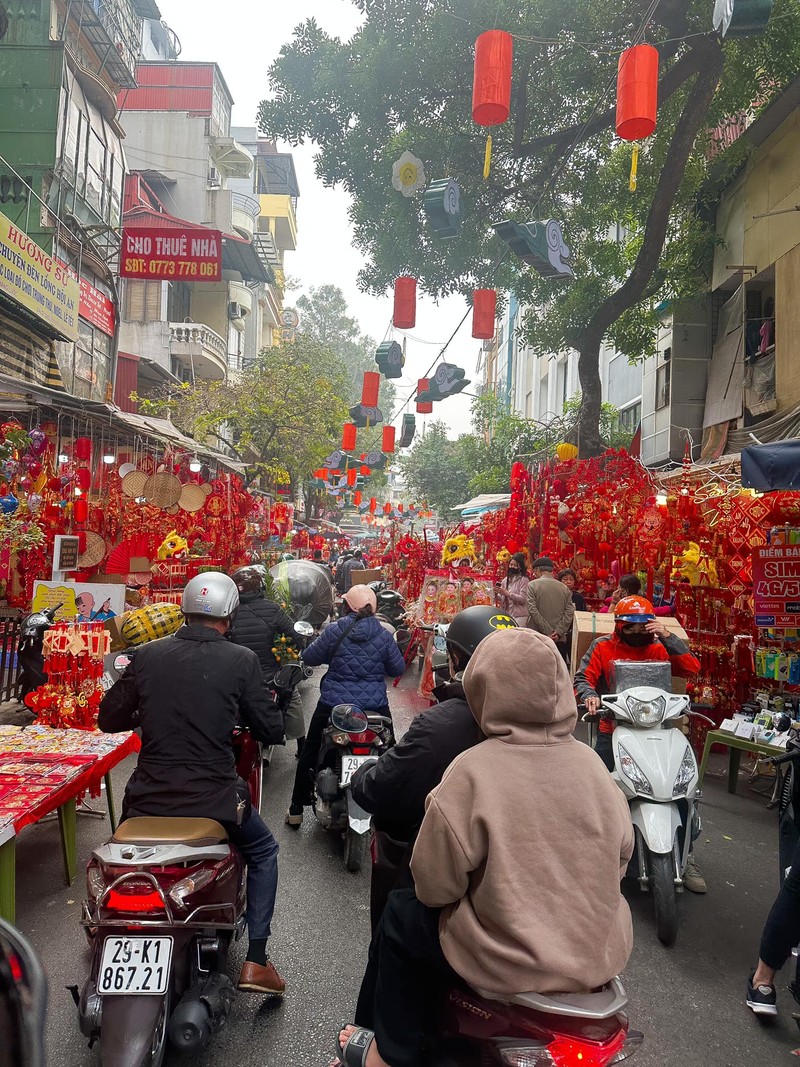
[383,503,392,515]
[472,30,513,126]
[361,371,381,408]
[313,469,327,480]
[76,468,91,490]
[393,277,416,330]
[369,497,377,513]
[360,465,371,477]
[347,468,358,487]
[382,426,396,454]
[616,44,658,141]
[472,289,497,340]
[74,437,92,462]
[342,423,357,452]
[353,491,362,506]
[416,378,433,415]
[73,496,88,523]
[77,531,87,552]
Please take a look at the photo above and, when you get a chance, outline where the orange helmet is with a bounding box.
[614,595,656,623]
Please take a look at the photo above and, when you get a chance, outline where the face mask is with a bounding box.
[508,567,519,575]
[621,629,653,648]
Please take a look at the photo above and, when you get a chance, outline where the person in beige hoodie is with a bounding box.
[334,627,634,1067]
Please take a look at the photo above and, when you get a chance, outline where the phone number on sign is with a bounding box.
[122,258,219,278]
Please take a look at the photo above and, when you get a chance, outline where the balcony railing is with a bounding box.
[231,191,260,241]
[169,323,228,380]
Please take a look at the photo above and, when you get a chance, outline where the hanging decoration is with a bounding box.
[555,442,579,462]
[361,371,381,408]
[713,0,775,38]
[423,178,463,239]
[382,426,396,454]
[349,403,383,429]
[353,491,362,506]
[472,289,497,339]
[323,449,346,469]
[393,276,417,330]
[342,423,358,452]
[492,219,574,279]
[472,29,513,179]
[629,144,640,192]
[616,44,658,142]
[346,468,358,487]
[416,378,433,415]
[391,151,427,197]
[375,341,403,378]
[399,414,416,448]
[417,363,470,403]
[364,450,387,471]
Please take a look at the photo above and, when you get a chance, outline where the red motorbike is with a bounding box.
[75,728,262,1066]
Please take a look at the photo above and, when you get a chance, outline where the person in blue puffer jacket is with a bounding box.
[286,584,405,826]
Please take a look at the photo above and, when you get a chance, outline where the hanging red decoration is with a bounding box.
[616,44,658,141]
[74,437,92,462]
[393,277,417,330]
[369,497,377,513]
[383,503,392,515]
[353,491,362,506]
[416,378,433,415]
[361,371,381,408]
[382,426,396,454]
[472,30,513,125]
[360,465,371,477]
[342,423,357,451]
[472,289,497,339]
[73,496,88,523]
[347,468,358,487]
[76,468,91,490]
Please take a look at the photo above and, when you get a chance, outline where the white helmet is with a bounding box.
[181,573,239,620]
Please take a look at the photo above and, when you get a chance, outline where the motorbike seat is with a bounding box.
[112,818,229,846]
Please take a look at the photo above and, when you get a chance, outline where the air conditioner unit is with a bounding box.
[228,301,246,320]
[207,166,221,188]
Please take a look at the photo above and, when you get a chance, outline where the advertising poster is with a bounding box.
[120,226,222,281]
[0,211,79,340]
[752,545,800,628]
[32,581,125,623]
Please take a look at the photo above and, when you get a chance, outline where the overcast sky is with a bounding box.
[154,0,478,435]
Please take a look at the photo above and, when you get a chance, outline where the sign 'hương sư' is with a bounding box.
[120,226,222,281]
[0,212,79,341]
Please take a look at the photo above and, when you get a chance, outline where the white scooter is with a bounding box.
[599,683,713,946]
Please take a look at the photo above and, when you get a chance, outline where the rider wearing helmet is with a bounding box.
[98,573,287,995]
[351,606,518,937]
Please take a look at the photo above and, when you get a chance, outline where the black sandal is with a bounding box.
[335,1026,375,1066]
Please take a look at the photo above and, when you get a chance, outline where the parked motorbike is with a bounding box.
[413,973,641,1066]
[313,704,394,873]
[597,678,713,946]
[75,728,263,1065]
[18,603,63,697]
[0,919,47,1067]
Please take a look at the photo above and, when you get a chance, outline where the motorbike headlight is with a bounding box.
[625,694,666,726]
[617,743,653,796]
[672,748,697,798]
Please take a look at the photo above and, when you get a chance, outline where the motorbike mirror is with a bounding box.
[0,919,47,1067]
[330,703,369,734]
[113,654,132,673]
[294,621,314,638]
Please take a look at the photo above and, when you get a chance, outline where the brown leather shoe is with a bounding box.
[238,960,286,995]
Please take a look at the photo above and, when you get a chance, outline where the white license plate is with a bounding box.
[98,936,173,996]
[339,754,371,788]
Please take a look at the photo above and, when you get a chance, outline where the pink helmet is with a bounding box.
[343,585,377,613]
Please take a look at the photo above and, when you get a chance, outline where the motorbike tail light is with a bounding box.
[105,887,165,913]
[351,747,372,755]
[349,730,377,744]
[168,866,217,909]
[499,1028,630,1066]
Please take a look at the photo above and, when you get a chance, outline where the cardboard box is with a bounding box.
[570,610,690,693]
[103,612,131,653]
[349,568,382,587]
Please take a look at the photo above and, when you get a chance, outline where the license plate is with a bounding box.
[340,754,371,788]
[98,936,173,996]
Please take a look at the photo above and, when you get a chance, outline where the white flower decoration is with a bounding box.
[392,151,426,197]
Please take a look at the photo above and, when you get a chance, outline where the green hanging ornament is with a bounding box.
[423,178,463,239]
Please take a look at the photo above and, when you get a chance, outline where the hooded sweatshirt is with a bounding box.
[411,628,634,996]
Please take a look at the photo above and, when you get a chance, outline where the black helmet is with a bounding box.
[446,605,518,660]
[231,565,266,594]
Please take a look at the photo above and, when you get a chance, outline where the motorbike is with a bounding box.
[597,670,714,946]
[0,918,47,1067]
[313,704,394,873]
[75,728,263,1065]
[368,582,411,654]
[407,974,641,1066]
[18,603,63,697]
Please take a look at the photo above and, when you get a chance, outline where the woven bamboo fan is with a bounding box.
[121,470,149,498]
[178,484,206,512]
[76,532,107,570]
[200,482,213,497]
[143,473,182,508]
[165,504,180,515]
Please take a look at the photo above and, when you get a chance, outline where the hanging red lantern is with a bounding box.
[361,371,381,408]
[347,468,357,487]
[360,465,371,477]
[472,289,497,339]
[382,426,396,454]
[616,44,658,141]
[312,468,327,480]
[76,530,87,553]
[393,277,416,330]
[342,423,357,452]
[472,30,513,126]
[353,490,362,506]
[369,497,377,513]
[76,468,91,490]
[73,496,88,523]
[383,503,392,515]
[416,378,433,415]
[74,437,92,462]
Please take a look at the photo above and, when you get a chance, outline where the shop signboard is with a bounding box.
[57,260,116,336]
[120,225,222,281]
[0,211,79,340]
[752,544,800,627]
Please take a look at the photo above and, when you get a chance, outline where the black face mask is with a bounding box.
[620,630,654,648]
[508,567,520,576]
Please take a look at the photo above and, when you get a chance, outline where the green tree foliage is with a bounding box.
[259,0,800,454]
[134,336,350,488]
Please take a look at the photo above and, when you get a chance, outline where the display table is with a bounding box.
[697,729,780,795]
[0,725,140,922]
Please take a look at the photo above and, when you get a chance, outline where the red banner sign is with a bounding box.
[120,226,222,281]
[752,544,800,628]
[56,261,116,336]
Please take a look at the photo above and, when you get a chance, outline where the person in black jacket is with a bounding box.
[351,607,517,933]
[98,572,287,997]
[230,565,306,755]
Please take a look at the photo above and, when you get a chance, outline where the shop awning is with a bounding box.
[742,440,800,491]
[112,409,247,473]
[453,493,511,517]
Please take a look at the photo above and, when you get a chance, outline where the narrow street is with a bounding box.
[9,667,800,1066]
